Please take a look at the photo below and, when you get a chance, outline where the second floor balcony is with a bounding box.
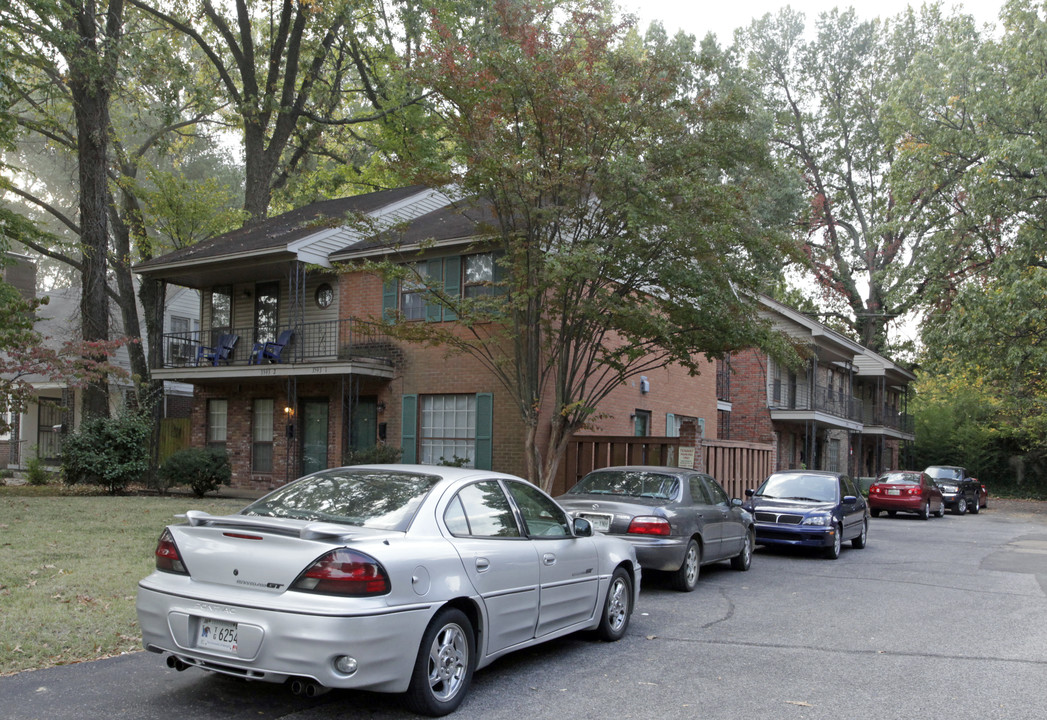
[862,404,915,435]
[153,317,400,382]
[769,381,864,427]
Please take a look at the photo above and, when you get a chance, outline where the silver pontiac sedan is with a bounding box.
[137,465,639,716]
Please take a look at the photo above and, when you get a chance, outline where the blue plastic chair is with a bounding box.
[251,329,294,364]
[196,333,239,366]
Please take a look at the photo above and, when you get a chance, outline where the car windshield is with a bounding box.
[925,467,960,480]
[242,469,441,531]
[566,470,680,500]
[755,473,838,503]
[878,472,920,485]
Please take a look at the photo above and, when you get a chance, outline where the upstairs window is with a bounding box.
[400,262,432,321]
[464,253,496,297]
[210,287,231,330]
[385,252,501,323]
[255,281,279,343]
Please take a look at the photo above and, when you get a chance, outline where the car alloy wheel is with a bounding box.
[731,530,753,571]
[824,525,842,559]
[852,519,868,549]
[955,497,967,515]
[921,501,930,520]
[405,608,474,716]
[671,539,701,592]
[597,567,632,641]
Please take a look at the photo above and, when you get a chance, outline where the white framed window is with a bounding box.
[0,410,12,442]
[207,399,228,448]
[420,394,476,466]
[464,253,496,297]
[400,263,430,321]
[252,398,274,473]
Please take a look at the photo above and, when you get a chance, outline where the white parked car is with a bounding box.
[137,465,640,716]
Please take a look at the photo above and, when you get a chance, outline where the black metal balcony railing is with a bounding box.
[863,405,915,433]
[769,382,864,423]
[158,318,399,368]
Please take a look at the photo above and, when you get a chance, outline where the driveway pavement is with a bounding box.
[3,501,1047,720]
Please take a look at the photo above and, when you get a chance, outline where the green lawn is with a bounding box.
[0,492,245,675]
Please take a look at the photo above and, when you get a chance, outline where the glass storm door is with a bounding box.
[301,400,329,476]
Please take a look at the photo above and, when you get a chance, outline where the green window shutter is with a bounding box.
[401,395,418,464]
[475,392,493,470]
[426,258,443,322]
[382,278,398,323]
[443,255,461,321]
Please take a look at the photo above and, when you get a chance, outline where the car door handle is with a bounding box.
[543,553,556,566]
[475,557,490,572]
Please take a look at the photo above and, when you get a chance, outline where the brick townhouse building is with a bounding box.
[135,186,723,491]
[719,296,915,484]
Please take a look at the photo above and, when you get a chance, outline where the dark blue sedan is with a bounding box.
[744,470,868,559]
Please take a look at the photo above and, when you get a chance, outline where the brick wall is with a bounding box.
[164,393,193,419]
[724,349,776,445]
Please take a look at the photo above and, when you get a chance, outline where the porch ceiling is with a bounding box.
[137,252,296,289]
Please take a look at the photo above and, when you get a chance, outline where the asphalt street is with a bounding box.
[3,502,1046,720]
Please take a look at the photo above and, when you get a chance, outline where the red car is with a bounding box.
[868,471,944,520]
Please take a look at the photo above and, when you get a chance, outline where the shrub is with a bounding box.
[61,411,151,494]
[159,447,232,498]
[25,453,51,485]
[344,444,402,466]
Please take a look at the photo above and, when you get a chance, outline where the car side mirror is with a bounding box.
[745,488,755,497]
[843,495,857,504]
[573,517,593,537]
[732,498,744,507]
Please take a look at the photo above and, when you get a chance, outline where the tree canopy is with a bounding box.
[369,0,801,490]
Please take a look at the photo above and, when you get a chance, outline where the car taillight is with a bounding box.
[155,528,188,575]
[291,549,390,596]
[870,486,881,495]
[907,487,919,496]
[627,516,671,536]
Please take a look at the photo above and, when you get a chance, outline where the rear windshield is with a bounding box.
[566,470,680,500]
[242,469,441,531]
[878,472,920,485]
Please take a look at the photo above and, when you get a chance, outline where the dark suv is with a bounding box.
[924,466,980,515]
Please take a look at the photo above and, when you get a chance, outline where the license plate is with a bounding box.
[579,513,611,532]
[198,618,238,653]
[887,489,900,496]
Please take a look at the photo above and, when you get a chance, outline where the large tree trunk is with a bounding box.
[65,0,125,420]
[71,63,113,420]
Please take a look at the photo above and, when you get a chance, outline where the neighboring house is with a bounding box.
[134,186,722,491]
[1,255,198,469]
[721,296,915,482]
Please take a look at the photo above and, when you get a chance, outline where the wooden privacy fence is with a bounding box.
[159,418,191,463]
[704,438,776,500]
[555,435,775,499]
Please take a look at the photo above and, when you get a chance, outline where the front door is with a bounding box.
[300,399,329,475]
[350,396,378,451]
